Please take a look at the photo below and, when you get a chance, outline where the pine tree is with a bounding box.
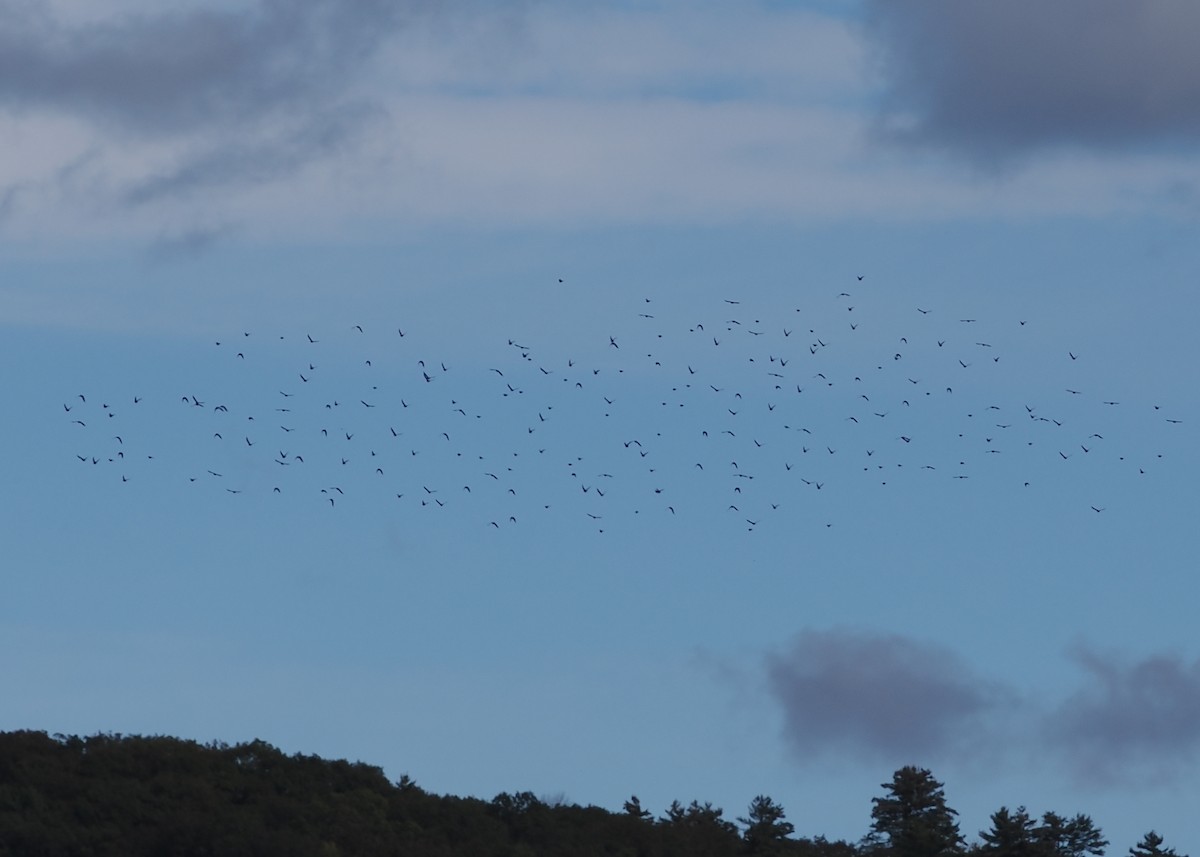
[738,795,795,854]
[869,767,963,857]
[1038,812,1107,857]
[1129,832,1186,857]
[623,795,651,820]
[979,806,1038,857]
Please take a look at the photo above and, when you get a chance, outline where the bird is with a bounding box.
[53,287,1182,540]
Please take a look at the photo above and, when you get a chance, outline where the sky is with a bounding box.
[3,0,1199,850]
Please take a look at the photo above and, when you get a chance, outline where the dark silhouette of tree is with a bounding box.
[0,730,1181,857]
[868,767,963,857]
[664,800,688,824]
[979,806,1039,857]
[1037,813,1107,857]
[490,790,550,847]
[976,808,1107,857]
[796,835,864,857]
[623,794,652,819]
[738,795,795,854]
[1129,832,1186,857]
[660,799,740,857]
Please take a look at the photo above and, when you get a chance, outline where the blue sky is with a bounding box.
[3,0,1199,850]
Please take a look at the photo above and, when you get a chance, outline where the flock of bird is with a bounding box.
[61,278,1184,533]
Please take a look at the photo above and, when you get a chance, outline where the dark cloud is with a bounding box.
[863,1,1200,162]
[765,629,1005,764]
[0,0,438,207]
[1045,647,1200,785]
[0,0,415,135]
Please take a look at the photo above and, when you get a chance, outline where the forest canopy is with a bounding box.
[0,732,1186,857]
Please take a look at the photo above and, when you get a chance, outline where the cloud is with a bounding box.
[0,0,410,134]
[763,633,1200,791]
[4,2,1200,241]
[380,3,866,101]
[765,629,1007,765]
[0,181,26,223]
[0,0,432,209]
[146,222,236,261]
[1045,647,1200,785]
[863,1,1200,162]
[122,102,379,206]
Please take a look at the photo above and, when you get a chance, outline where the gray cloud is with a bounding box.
[1045,647,1200,785]
[123,102,378,206]
[863,1,1200,162]
[765,629,1005,764]
[146,222,236,261]
[0,0,439,208]
[0,182,25,223]
[764,631,1200,789]
[0,0,414,135]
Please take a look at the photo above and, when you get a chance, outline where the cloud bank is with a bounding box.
[765,630,1200,790]
[864,1,1200,162]
[0,0,410,134]
[1,2,1199,244]
[0,0,429,220]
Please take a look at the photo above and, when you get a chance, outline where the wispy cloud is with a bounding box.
[146,222,236,261]
[0,0,434,215]
[863,1,1200,164]
[1044,647,1200,786]
[765,629,1009,765]
[2,2,1200,243]
[380,3,867,101]
[0,0,412,134]
[122,102,380,206]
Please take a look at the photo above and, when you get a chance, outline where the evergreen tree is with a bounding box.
[664,800,688,824]
[738,795,795,854]
[869,767,963,857]
[660,799,741,857]
[979,806,1039,857]
[1129,832,1186,857]
[1038,813,1107,857]
[682,800,737,835]
[623,795,651,820]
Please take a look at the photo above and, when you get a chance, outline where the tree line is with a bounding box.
[0,731,1187,857]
